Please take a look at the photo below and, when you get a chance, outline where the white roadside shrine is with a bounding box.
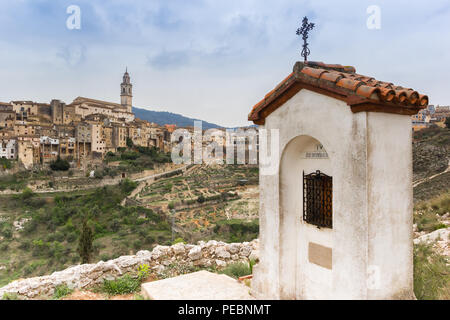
[248,61,428,299]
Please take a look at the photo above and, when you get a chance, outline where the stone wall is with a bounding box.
[0,239,259,299]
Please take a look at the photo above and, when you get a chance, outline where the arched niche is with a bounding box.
[279,134,334,299]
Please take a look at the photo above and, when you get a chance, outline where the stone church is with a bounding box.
[50,69,135,125]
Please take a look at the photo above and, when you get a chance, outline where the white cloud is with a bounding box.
[0,0,449,127]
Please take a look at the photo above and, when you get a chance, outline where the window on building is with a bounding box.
[303,170,332,228]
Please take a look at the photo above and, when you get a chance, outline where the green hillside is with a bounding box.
[133,107,223,129]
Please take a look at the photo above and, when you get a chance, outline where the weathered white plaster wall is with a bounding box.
[252,89,414,300]
[366,113,414,299]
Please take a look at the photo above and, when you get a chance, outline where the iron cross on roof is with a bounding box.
[296,16,315,63]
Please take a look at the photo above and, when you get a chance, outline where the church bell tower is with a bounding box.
[121,68,133,113]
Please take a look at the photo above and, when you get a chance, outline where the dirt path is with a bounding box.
[413,164,450,188]
[0,164,188,196]
[133,165,188,182]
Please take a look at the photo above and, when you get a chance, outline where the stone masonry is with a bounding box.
[0,239,259,299]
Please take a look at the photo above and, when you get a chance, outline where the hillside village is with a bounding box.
[0,70,174,170]
[412,105,450,131]
[0,66,261,299]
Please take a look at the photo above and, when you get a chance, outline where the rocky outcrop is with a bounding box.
[0,239,259,300]
[413,227,449,257]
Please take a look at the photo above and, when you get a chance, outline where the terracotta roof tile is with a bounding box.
[376,82,395,89]
[301,67,328,79]
[249,61,428,124]
[320,72,343,83]
[418,94,429,107]
[336,78,363,91]
[406,91,419,105]
[356,85,381,100]
[379,87,396,102]
[394,90,408,104]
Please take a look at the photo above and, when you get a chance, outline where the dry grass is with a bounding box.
[414,242,450,300]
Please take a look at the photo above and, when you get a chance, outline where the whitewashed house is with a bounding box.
[248,61,428,300]
[0,138,17,159]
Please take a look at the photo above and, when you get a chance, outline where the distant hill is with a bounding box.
[133,107,223,129]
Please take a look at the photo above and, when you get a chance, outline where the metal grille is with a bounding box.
[303,170,332,228]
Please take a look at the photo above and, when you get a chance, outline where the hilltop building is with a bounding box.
[121,68,133,113]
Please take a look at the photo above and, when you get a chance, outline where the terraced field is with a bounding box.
[136,165,259,242]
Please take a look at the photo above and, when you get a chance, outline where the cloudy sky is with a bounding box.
[0,0,449,127]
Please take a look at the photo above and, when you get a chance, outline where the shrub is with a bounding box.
[94,170,104,179]
[121,151,139,160]
[19,187,34,201]
[144,235,156,244]
[213,219,259,243]
[164,183,173,192]
[23,261,41,276]
[0,242,9,251]
[27,197,47,209]
[109,219,121,232]
[32,239,48,257]
[1,225,13,240]
[93,221,107,236]
[172,237,185,245]
[429,192,450,216]
[119,178,137,194]
[19,240,31,251]
[137,264,150,281]
[101,274,140,295]
[220,261,252,279]
[70,255,79,264]
[133,239,142,250]
[136,218,146,225]
[126,137,134,148]
[434,223,447,231]
[53,284,73,299]
[64,218,76,233]
[156,220,170,230]
[0,158,12,170]
[168,201,175,210]
[67,232,77,243]
[48,241,64,260]
[50,156,70,171]
[2,292,21,300]
[54,231,65,242]
[100,253,110,261]
[47,233,56,242]
[197,195,206,203]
